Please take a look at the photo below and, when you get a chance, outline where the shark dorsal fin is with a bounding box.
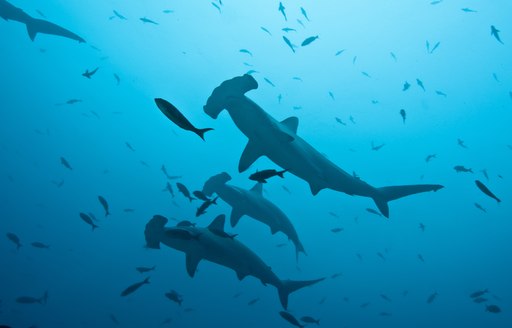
[208,214,226,232]
[186,253,202,277]
[239,140,263,173]
[250,183,263,194]
[281,116,299,134]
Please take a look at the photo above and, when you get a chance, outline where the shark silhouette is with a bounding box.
[0,0,85,43]
[204,75,444,217]
[145,214,323,309]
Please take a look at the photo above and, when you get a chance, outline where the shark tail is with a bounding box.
[278,278,324,309]
[372,184,444,218]
[195,128,214,141]
[144,215,169,249]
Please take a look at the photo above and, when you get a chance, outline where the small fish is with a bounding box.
[360,302,370,308]
[328,212,339,218]
[301,36,319,47]
[416,78,425,91]
[6,233,22,250]
[454,165,473,173]
[109,313,120,325]
[98,196,110,216]
[328,91,335,100]
[380,312,392,317]
[79,212,99,231]
[125,142,135,151]
[403,81,411,91]
[82,67,99,79]
[371,141,385,151]
[60,157,72,170]
[418,254,425,262]
[366,208,382,217]
[457,138,468,148]
[31,242,50,249]
[490,26,503,44]
[239,49,253,56]
[297,19,305,28]
[481,169,489,181]
[435,90,447,97]
[470,289,488,298]
[361,71,371,78]
[474,203,487,213]
[279,311,304,327]
[430,41,440,54]
[163,9,174,14]
[264,78,275,87]
[331,227,343,233]
[331,272,343,279]
[335,49,346,56]
[165,290,183,305]
[196,197,218,217]
[486,305,501,313]
[248,298,260,306]
[121,277,150,297]
[136,266,156,274]
[249,169,287,183]
[260,27,272,35]
[113,10,127,20]
[193,190,210,202]
[335,117,346,125]
[123,208,135,213]
[425,154,437,162]
[475,180,501,203]
[155,98,213,140]
[353,56,357,64]
[176,182,195,202]
[300,316,319,325]
[300,7,310,21]
[380,294,392,302]
[282,36,296,53]
[211,2,221,13]
[377,252,386,261]
[282,27,296,33]
[16,293,47,305]
[163,182,175,198]
[140,17,158,25]
[390,52,397,61]
[278,2,287,21]
[427,292,438,303]
[431,0,443,4]
[292,77,303,82]
[399,109,406,124]
[492,73,500,82]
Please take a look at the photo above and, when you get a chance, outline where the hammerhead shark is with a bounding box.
[0,0,85,43]
[202,172,305,261]
[204,75,444,217]
[144,214,323,309]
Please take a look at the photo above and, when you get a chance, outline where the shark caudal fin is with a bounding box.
[26,18,86,43]
[372,184,444,218]
[202,172,232,197]
[278,278,324,309]
[144,215,169,249]
[195,128,214,141]
[203,75,259,119]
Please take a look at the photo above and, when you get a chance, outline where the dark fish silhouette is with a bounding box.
[248,297,260,305]
[193,190,210,202]
[282,27,296,33]
[6,232,21,250]
[280,311,304,327]
[419,223,426,232]
[98,196,110,216]
[301,316,319,325]
[0,0,85,42]
[136,266,156,274]
[301,36,318,47]
[154,98,213,140]
[163,182,175,198]
[278,2,287,21]
[366,208,382,217]
[196,197,218,217]
[474,203,487,213]
[403,81,411,91]
[176,182,195,202]
[425,154,437,162]
[418,254,425,262]
[31,241,50,249]
[427,292,438,303]
[60,157,72,170]
[249,169,287,183]
[371,141,385,151]
[140,17,158,25]
[470,289,488,298]
[165,290,183,305]
[461,8,477,12]
[486,305,501,313]
[112,10,126,20]
[457,138,468,148]
[454,165,473,173]
[113,73,120,85]
[300,7,310,21]
[79,212,99,231]
[380,294,392,302]
[260,26,271,35]
[282,36,295,53]
[475,180,500,203]
[239,49,252,56]
[16,291,47,305]
[109,313,120,325]
[399,109,406,124]
[120,277,150,297]
[82,67,99,79]
[125,142,135,151]
[416,78,425,91]
[331,227,343,233]
[491,26,503,44]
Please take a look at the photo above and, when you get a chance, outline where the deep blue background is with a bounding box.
[1,0,511,327]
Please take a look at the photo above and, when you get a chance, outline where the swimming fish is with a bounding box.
[470,289,488,298]
[211,2,221,13]
[120,277,150,297]
[154,98,213,140]
[196,197,218,217]
[331,227,343,233]
[264,78,275,87]
[60,157,72,170]
[136,266,156,274]
[486,305,501,313]
[165,290,183,305]
[79,212,99,231]
[300,7,310,21]
[279,311,304,327]
[425,154,437,162]
[163,182,175,198]
[193,190,210,202]
[474,203,487,213]
[427,292,438,304]
[399,109,406,124]
[6,232,22,250]
[176,182,195,202]
[282,27,296,33]
[82,67,99,79]
[282,36,296,53]
[457,138,468,148]
[416,78,425,91]
[278,2,287,21]
[239,49,253,56]
[366,208,382,217]
[249,169,288,183]
[260,26,272,35]
[140,17,158,25]
[112,10,127,20]
[403,81,410,91]
[31,242,50,249]
[16,291,47,305]
[301,36,318,46]
[98,195,110,216]
[475,180,501,203]
[419,223,426,232]
[435,90,447,97]
[490,26,503,44]
[454,165,473,173]
[248,298,260,306]
[371,141,385,151]
[335,49,346,56]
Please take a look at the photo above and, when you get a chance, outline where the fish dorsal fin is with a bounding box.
[239,140,263,172]
[185,253,202,278]
[281,116,299,134]
[250,183,263,194]
[208,214,226,232]
[230,208,244,227]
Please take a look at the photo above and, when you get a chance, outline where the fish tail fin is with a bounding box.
[144,215,168,249]
[277,169,288,178]
[372,184,444,218]
[92,224,99,231]
[17,244,22,250]
[143,277,151,284]
[196,128,214,141]
[278,278,324,309]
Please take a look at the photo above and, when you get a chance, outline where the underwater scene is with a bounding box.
[1,0,511,327]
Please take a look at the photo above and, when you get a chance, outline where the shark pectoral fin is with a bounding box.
[185,253,201,277]
[230,208,244,227]
[280,116,299,134]
[309,182,323,196]
[26,19,38,41]
[239,140,263,172]
[236,271,247,281]
[250,182,263,194]
[208,214,226,231]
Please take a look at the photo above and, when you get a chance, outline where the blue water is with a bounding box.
[1,1,511,327]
